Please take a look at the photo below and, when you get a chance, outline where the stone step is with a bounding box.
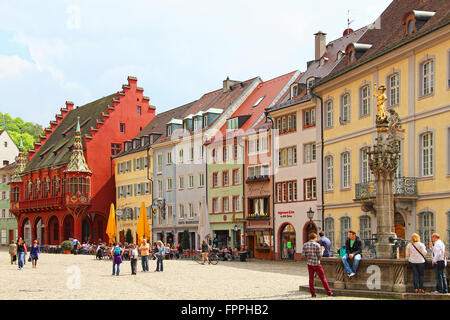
[299,285,450,300]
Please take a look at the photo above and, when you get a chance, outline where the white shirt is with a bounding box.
[432,239,447,266]
[406,242,427,264]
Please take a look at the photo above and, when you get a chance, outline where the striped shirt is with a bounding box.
[302,240,322,266]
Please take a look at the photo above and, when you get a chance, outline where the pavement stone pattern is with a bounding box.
[0,251,374,300]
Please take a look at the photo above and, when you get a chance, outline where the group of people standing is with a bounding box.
[303,230,448,297]
[110,239,166,276]
[9,238,41,270]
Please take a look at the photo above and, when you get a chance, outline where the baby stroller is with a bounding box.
[96,246,105,260]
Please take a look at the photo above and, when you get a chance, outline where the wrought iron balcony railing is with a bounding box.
[355,177,417,200]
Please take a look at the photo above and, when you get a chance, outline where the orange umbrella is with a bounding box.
[105,203,117,244]
[136,202,150,245]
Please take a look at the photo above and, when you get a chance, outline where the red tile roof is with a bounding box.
[207,71,300,144]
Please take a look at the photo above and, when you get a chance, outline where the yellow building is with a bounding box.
[313,0,450,252]
[113,137,153,244]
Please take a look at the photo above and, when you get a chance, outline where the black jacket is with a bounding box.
[345,236,362,256]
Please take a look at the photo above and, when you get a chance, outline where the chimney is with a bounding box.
[223,76,240,92]
[314,31,327,60]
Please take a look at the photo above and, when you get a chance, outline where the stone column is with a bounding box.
[370,123,399,259]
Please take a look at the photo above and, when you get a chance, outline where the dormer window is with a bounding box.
[227,118,238,131]
[291,84,299,98]
[402,10,436,36]
[345,43,371,64]
[306,78,315,91]
[167,125,172,136]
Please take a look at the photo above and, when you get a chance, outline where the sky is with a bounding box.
[0,0,393,126]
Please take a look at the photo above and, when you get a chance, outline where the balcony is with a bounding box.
[355,177,418,201]
[246,175,270,183]
[247,212,270,220]
[13,196,65,212]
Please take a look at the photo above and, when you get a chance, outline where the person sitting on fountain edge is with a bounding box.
[341,230,363,278]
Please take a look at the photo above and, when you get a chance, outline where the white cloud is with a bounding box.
[0,55,33,79]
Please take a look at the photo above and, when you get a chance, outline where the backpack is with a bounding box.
[114,246,121,256]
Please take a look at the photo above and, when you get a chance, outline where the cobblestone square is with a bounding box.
[0,251,373,300]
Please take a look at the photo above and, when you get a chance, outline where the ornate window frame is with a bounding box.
[340,149,352,190]
[417,127,435,179]
[340,89,351,124]
[358,81,371,118]
[418,54,435,99]
[385,69,401,107]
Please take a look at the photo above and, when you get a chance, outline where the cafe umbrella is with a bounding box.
[136,202,150,245]
[106,203,117,244]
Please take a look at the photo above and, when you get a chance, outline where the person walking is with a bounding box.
[155,241,165,272]
[176,242,183,259]
[30,240,40,269]
[302,233,335,298]
[429,233,448,294]
[201,240,210,265]
[16,238,27,270]
[406,233,427,293]
[129,243,138,275]
[111,243,123,276]
[139,239,150,272]
[318,232,331,258]
[9,240,17,265]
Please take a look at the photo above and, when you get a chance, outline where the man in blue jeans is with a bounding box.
[341,230,363,278]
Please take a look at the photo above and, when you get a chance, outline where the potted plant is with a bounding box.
[61,240,73,254]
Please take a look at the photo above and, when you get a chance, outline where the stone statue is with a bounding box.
[374,84,388,124]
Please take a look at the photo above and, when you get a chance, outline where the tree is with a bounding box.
[125,229,133,243]
[181,230,191,250]
[0,112,43,154]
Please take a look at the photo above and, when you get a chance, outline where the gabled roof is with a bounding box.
[298,26,368,83]
[113,100,197,157]
[317,0,450,86]
[207,71,299,144]
[0,162,17,172]
[25,93,117,172]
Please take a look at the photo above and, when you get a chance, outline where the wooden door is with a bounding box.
[9,230,14,244]
[395,223,406,258]
[248,236,254,258]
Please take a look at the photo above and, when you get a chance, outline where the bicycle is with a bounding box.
[194,251,219,265]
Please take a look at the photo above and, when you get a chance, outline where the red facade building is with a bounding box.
[10,76,155,245]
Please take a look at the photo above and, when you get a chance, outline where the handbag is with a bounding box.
[411,243,427,266]
[28,255,32,262]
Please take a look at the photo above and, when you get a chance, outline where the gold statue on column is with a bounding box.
[374,84,388,123]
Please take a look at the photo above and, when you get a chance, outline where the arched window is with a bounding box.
[324,217,335,251]
[418,211,435,246]
[340,216,351,247]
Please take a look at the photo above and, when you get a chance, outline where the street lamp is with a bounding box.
[234,224,238,247]
[307,207,315,221]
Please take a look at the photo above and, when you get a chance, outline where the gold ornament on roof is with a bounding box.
[374,84,388,124]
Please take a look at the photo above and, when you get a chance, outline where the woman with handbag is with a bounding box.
[155,241,165,272]
[406,233,428,293]
[30,240,40,268]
